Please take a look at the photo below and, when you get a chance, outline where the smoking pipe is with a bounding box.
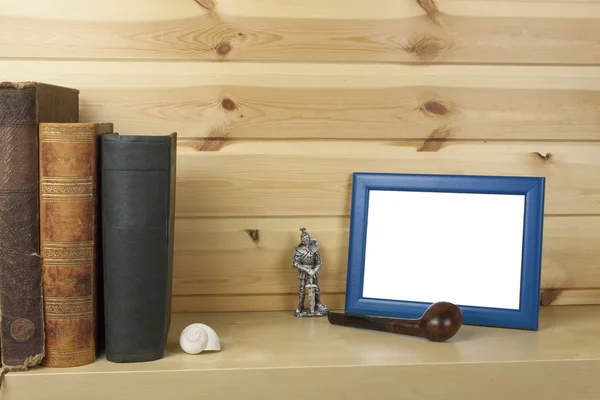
[327,301,463,342]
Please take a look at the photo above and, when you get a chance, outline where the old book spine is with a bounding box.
[38,122,113,368]
[94,124,116,359]
[100,133,176,363]
[0,82,79,372]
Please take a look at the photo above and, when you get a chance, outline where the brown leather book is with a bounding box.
[38,122,114,367]
[0,82,79,374]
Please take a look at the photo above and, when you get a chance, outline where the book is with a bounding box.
[0,82,79,372]
[100,133,176,363]
[38,122,114,367]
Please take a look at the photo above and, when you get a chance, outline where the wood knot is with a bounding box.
[404,34,448,62]
[416,0,441,25]
[418,125,452,152]
[194,0,215,11]
[540,289,561,306]
[420,100,452,117]
[198,139,226,151]
[244,229,260,243]
[417,0,439,13]
[216,41,232,56]
[535,152,552,161]
[221,98,237,111]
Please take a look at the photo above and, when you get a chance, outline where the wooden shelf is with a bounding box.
[4,306,600,399]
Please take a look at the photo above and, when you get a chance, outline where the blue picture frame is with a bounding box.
[344,172,545,331]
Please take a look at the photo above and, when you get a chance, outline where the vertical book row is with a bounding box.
[0,82,176,370]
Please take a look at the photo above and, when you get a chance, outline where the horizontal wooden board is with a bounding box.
[7,307,600,400]
[171,290,600,313]
[171,216,600,297]
[171,293,346,313]
[2,61,600,140]
[173,217,349,296]
[173,140,600,217]
[540,217,600,289]
[1,0,600,64]
[542,289,600,306]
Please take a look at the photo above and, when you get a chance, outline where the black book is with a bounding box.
[100,133,176,363]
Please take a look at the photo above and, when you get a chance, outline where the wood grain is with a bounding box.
[172,217,349,295]
[171,290,600,313]
[542,289,600,305]
[540,216,600,289]
[171,216,600,297]
[1,0,599,64]
[173,140,600,217]
[2,60,599,140]
[171,293,346,313]
[6,307,600,400]
[9,362,600,400]
[3,0,600,317]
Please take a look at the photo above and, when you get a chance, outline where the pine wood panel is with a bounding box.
[543,289,600,306]
[171,293,346,313]
[2,60,599,140]
[170,289,600,313]
[171,216,600,297]
[9,361,599,400]
[1,0,600,64]
[173,140,600,217]
[541,216,600,289]
[172,217,348,296]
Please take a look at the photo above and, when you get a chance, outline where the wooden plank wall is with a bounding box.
[2,0,599,312]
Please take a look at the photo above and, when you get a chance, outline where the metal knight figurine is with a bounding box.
[292,228,329,317]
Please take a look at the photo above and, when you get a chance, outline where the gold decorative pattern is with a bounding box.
[40,177,93,201]
[41,176,92,182]
[58,277,78,286]
[40,138,93,143]
[41,183,92,194]
[58,153,75,166]
[56,329,75,340]
[45,296,93,320]
[42,240,94,265]
[43,247,93,259]
[43,241,94,245]
[41,125,96,134]
[42,262,91,268]
[40,125,95,143]
[43,348,94,367]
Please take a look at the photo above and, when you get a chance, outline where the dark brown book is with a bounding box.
[39,122,114,367]
[0,82,79,372]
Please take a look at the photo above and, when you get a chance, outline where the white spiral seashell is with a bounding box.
[179,323,221,354]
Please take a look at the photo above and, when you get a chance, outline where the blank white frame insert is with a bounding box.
[361,190,526,310]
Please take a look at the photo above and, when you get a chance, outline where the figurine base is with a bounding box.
[294,306,329,318]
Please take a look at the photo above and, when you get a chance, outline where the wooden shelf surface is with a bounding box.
[4,305,600,399]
